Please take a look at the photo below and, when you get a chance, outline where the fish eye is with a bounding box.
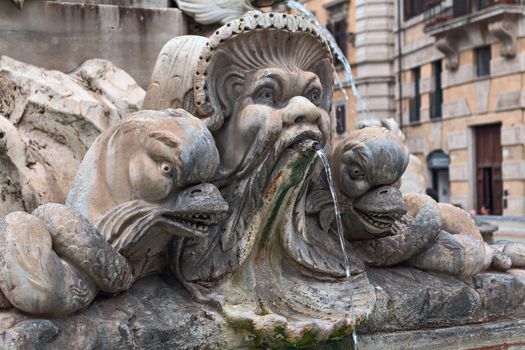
[348,165,364,179]
[159,162,173,176]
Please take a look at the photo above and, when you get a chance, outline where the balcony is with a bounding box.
[424,0,524,33]
[423,0,523,70]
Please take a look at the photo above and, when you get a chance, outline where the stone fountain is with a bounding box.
[0,6,525,350]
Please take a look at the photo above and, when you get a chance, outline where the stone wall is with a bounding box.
[0,0,187,88]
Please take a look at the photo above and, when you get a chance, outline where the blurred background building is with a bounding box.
[400,0,525,218]
[305,0,525,218]
[302,0,396,139]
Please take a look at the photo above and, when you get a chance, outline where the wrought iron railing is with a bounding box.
[424,1,453,26]
[424,0,525,29]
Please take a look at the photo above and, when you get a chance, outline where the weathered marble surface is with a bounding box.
[360,319,525,350]
[331,127,525,276]
[0,275,360,350]
[1,1,187,88]
[0,11,373,346]
[0,109,229,318]
[0,275,227,350]
[0,269,523,349]
[361,267,525,333]
[355,118,427,195]
[0,56,144,216]
[1,9,525,350]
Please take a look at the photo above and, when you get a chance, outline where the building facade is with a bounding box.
[306,0,525,216]
[304,0,397,138]
[303,0,357,138]
[398,0,525,215]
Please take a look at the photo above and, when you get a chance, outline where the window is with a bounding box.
[409,67,421,123]
[335,104,346,135]
[327,19,348,61]
[404,0,424,20]
[476,0,491,10]
[430,60,443,119]
[453,0,472,17]
[325,1,349,63]
[476,46,491,77]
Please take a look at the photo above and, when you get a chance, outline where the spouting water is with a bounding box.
[312,142,359,350]
[286,0,370,119]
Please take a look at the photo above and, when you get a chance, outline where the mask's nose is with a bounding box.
[282,96,321,126]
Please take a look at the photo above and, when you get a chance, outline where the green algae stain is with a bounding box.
[260,148,315,245]
[246,147,358,350]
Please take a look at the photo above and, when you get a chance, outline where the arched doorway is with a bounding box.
[427,150,450,203]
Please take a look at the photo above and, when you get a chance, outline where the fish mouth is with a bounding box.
[352,207,403,236]
[159,183,229,237]
[160,211,222,237]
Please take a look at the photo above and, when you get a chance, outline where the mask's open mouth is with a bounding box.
[284,128,323,154]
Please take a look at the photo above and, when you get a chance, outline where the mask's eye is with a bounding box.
[348,165,364,179]
[255,87,276,105]
[159,162,173,177]
[306,88,322,105]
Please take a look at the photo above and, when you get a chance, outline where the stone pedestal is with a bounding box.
[0,1,187,88]
[1,268,524,349]
[360,319,525,350]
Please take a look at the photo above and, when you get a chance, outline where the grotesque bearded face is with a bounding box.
[213,67,331,179]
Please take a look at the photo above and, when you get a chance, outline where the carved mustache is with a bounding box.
[233,125,324,180]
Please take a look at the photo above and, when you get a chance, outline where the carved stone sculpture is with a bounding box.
[156,12,375,344]
[356,117,427,195]
[0,9,525,349]
[176,0,256,25]
[330,127,410,242]
[68,109,228,279]
[0,109,228,317]
[176,0,278,25]
[331,126,525,276]
[0,56,145,216]
[0,205,133,316]
[488,16,517,58]
[435,35,459,71]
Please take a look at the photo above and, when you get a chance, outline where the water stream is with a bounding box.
[312,143,359,350]
[284,2,364,346]
[286,0,370,119]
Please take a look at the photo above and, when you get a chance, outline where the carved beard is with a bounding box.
[173,128,321,286]
[171,128,374,332]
